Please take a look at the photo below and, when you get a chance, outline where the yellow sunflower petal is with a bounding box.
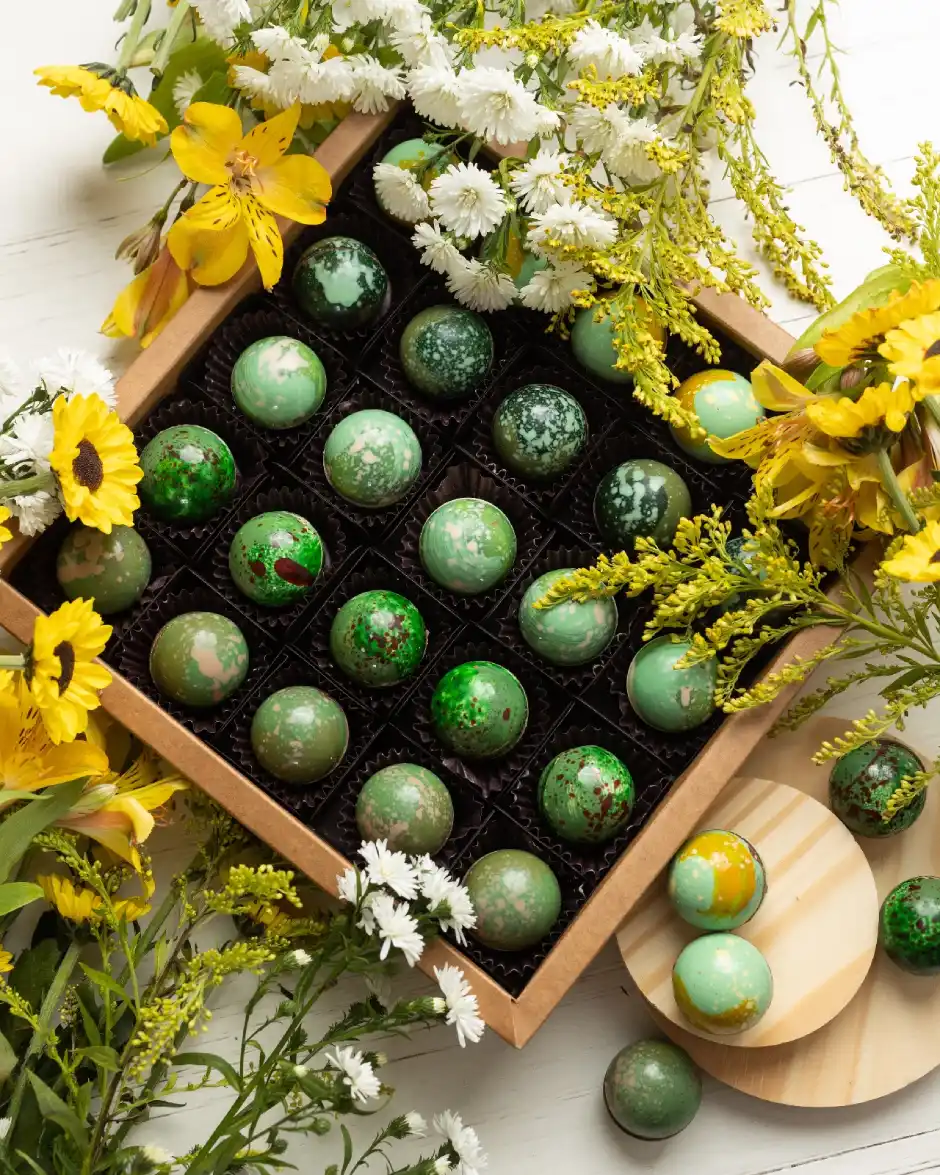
[241,103,301,167]
[881,521,940,582]
[35,66,112,110]
[242,195,283,290]
[253,153,331,224]
[816,280,940,367]
[171,102,243,185]
[880,312,940,395]
[0,506,12,548]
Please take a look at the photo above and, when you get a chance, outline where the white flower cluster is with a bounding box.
[336,841,484,1048]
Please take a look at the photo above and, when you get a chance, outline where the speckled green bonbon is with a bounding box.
[150,611,249,708]
[251,685,349,784]
[464,849,561,951]
[879,876,940,975]
[139,425,237,524]
[570,302,665,384]
[399,306,494,401]
[537,745,634,844]
[668,830,766,931]
[672,933,773,1035]
[228,511,324,607]
[419,498,516,595]
[829,739,927,838]
[231,336,327,430]
[603,1040,702,1140]
[431,660,528,759]
[56,524,151,614]
[356,763,454,854]
[323,409,422,508]
[627,636,716,732]
[492,384,588,481]
[670,370,764,464]
[292,236,390,330]
[518,568,617,666]
[594,458,692,550]
[329,589,426,688]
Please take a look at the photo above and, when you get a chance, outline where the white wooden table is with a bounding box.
[5,3,940,1170]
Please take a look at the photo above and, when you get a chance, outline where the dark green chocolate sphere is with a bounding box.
[329,589,427,688]
[537,746,634,844]
[150,611,249,707]
[231,336,327,430]
[603,1041,702,1139]
[399,306,494,401]
[879,876,940,975]
[228,511,324,607]
[492,384,588,481]
[323,409,422,508]
[139,425,237,524]
[292,236,390,330]
[594,459,691,550]
[356,763,454,854]
[464,849,561,951]
[431,660,528,759]
[829,740,926,838]
[56,524,151,614]
[518,568,617,666]
[251,685,348,784]
[627,636,716,732]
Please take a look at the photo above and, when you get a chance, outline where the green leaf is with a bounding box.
[0,777,88,884]
[881,666,928,697]
[340,1125,353,1175]
[9,940,61,1014]
[190,69,231,108]
[25,1072,89,1148]
[74,989,101,1046]
[79,964,129,1008]
[75,1044,120,1072]
[0,883,43,918]
[0,1030,15,1083]
[173,1050,241,1090]
[791,263,912,354]
[804,361,841,392]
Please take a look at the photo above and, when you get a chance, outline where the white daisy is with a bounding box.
[6,491,62,537]
[434,1111,488,1175]
[509,147,571,214]
[336,866,362,906]
[0,352,25,403]
[390,17,451,67]
[434,964,485,1047]
[568,19,645,78]
[300,56,357,105]
[404,1111,428,1137]
[411,221,463,276]
[191,0,251,44]
[420,864,477,944]
[230,65,279,104]
[534,105,562,137]
[569,102,622,155]
[434,1160,454,1175]
[330,0,386,30]
[359,839,418,899]
[250,25,295,56]
[373,162,431,223]
[139,1145,173,1165]
[370,892,425,965]
[324,1045,382,1103]
[457,66,545,145]
[519,261,593,313]
[527,200,617,253]
[602,114,662,183]
[430,162,507,239]
[350,54,407,114]
[446,258,516,312]
[292,1063,308,1078]
[283,947,312,969]
[172,70,204,118]
[646,28,703,64]
[0,411,55,470]
[36,349,116,406]
[408,63,463,127]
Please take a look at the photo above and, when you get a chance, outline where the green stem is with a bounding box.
[877,446,922,535]
[0,656,25,671]
[923,392,940,434]
[117,0,152,72]
[151,1,192,79]
[2,940,83,1152]
[0,471,56,501]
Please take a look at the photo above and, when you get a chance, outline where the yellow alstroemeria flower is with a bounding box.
[815,280,940,368]
[102,247,191,349]
[35,65,168,147]
[804,382,915,451]
[167,102,331,290]
[880,311,940,396]
[881,520,940,583]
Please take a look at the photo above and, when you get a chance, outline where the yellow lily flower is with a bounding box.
[167,102,331,290]
[35,65,168,147]
[882,520,940,583]
[102,247,192,349]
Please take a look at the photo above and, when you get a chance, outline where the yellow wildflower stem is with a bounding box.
[876,447,922,534]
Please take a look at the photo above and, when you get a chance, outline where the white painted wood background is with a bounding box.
[4,2,940,1170]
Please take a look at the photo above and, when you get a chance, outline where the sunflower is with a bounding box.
[804,382,915,452]
[0,507,11,548]
[879,312,940,396]
[881,521,940,582]
[0,948,12,975]
[48,394,142,533]
[814,280,940,367]
[34,65,168,146]
[38,874,102,924]
[26,598,113,744]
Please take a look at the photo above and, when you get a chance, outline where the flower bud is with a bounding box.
[839,364,865,392]
[783,347,821,383]
[66,782,118,817]
[115,216,165,275]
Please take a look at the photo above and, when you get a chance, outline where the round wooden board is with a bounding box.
[621,717,940,1106]
[618,776,878,1047]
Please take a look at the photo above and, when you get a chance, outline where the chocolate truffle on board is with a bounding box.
[670,370,765,464]
[627,636,717,733]
[228,511,324,607]
[672,933,773,1036]
[570,300,665,384]
[537,746,634,844]
[419,498,516,595]
[251,685,348,784]
[603,1040,702,1140]
[150,612,249,708]
[323,409,422,508]
[374,139,452,224]
[292,236,390,330]
[518,568,618,667]
[399,306,494,401]
[668,830,767,931]
[356,763,454,854]
[879,876,940,975]
[464,849,561,951]
[56,524,151,614]
[231,336,327,430]
[431,660,528,758]
[329,589,427,688]
[491,384,588,481]
[139,425,237,524]
[829,739,927,838]
[594,458,692,550]
[513,250,547,291]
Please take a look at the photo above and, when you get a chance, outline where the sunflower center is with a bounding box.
[925,340,940,360]
[53,641,76,695]
[931,550,940,565]
[72,439,104,491]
